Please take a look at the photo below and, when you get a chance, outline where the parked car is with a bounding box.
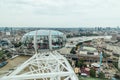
[0,61,8,68]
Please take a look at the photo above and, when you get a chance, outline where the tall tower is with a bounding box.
[100,52,103,66]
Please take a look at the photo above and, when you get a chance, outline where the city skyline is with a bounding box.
[0,0,120,28]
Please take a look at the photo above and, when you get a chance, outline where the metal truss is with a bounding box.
[1,51,78,80]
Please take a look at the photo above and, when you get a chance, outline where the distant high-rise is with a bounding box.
[111,33,117,41]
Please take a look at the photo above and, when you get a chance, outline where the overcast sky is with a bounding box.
[0,0,120,28]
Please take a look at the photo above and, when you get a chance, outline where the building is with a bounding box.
[77,46,100,63]
[118,57,120,69]
[111,33,117,41]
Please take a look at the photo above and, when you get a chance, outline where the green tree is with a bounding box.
[77,59,84,67]
[0,50,5,59]
[98,72,105,79]
[70,47,76,54]
[14,42,22,47]
[113,62,118,69]
[0,50,6,61]
[114,73,120,79]
[90,68,96,78]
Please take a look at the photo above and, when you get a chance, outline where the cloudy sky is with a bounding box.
[0,0,120,28]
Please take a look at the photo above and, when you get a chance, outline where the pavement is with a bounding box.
[0,56,30,77]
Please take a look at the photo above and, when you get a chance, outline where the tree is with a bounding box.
[98,72,105,79]
[0,50,5,61]
[70,47,76,54]
[90,68,96,78]
[114,73,120,79]
[0,50,5,58]
[14,42,22,47]
[76,59,84,68]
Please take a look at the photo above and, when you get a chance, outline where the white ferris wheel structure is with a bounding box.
[0,30,78,80]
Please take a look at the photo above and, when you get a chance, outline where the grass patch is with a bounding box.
[79,76,108,80]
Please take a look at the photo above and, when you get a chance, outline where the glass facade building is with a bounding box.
[21,30,66,50]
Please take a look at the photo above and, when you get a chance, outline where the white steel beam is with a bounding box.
[9,54,37,76]
[1,51,78,80]
[1,72,71,80]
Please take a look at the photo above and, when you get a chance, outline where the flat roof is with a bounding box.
[83,46,97,51]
